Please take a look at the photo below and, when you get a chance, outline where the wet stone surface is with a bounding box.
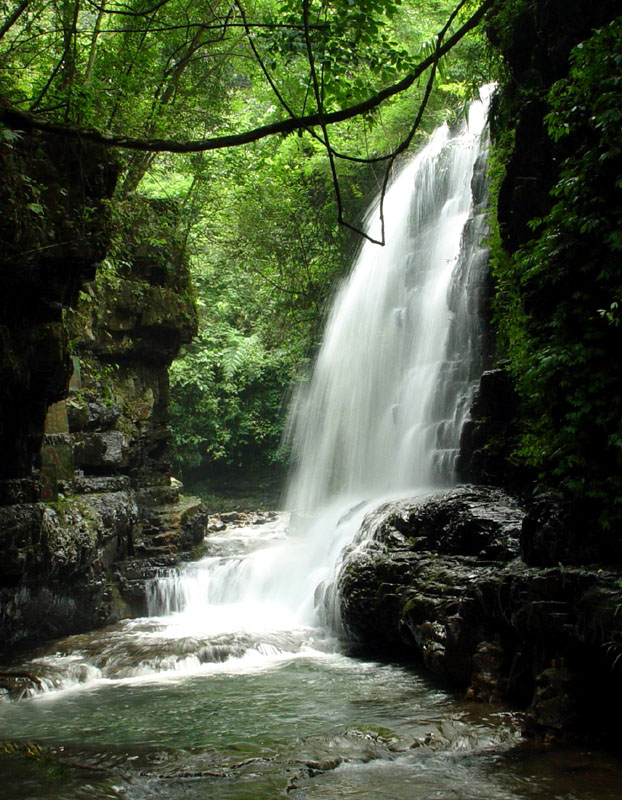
[337,486,622,742]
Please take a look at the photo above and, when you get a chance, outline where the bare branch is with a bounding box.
[85,1,107,86]
[82,0,175,18]
[302,0,383,245]
[234,1,302,124]
[371,0,469,237]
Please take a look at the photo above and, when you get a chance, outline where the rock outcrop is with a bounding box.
[457,367,523,490]
[0,134,206,653]
[337,486,622,742]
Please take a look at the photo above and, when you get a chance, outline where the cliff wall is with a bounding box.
[341,0,622,742]
[0,133,206,654]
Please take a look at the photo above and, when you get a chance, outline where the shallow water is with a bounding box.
[2,518,622,800]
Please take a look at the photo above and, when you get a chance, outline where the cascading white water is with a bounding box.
[285,91,491,516]
[147,87,492,640]
[1,88,493,703]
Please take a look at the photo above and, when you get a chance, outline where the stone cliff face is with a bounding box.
[0,134,206,653]
[0,129,116,487]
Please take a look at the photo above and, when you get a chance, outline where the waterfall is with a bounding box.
[146,87,492,632]
[1,90,494,706]
[285,88,491,516]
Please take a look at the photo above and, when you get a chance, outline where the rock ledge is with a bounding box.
[337,486,622,742]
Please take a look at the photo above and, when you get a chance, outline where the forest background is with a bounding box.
[1,0,620,527]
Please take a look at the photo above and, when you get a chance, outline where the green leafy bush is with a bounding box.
[492,17,622,529]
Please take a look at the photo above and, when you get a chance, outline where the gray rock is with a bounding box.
[73,474,132,494]
[74,431,129,469]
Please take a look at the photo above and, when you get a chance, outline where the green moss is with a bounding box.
[488,18,622,530]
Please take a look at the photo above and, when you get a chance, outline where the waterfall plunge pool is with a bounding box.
[2,515,622,800]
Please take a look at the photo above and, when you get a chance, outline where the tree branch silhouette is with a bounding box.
[0,0,494,154]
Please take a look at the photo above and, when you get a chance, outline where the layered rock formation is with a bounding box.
[337,487,622,742]
[0,129,116,487]
[0,134,206,653]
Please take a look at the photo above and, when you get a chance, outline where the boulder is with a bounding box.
[337,485,622,741]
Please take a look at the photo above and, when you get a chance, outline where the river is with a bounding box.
[2,513,622,799]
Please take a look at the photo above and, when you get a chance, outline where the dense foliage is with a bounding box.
[0,0,491,473]
[3,0,621,532]
[491,16,622,528]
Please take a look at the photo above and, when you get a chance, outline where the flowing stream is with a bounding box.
[2,89,621,799]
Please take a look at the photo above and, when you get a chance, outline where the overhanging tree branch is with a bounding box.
[355,0,467,243]
[82,0,175,18]
[302,0,384,245]
[0,0,495,152]
[0,0,31,41]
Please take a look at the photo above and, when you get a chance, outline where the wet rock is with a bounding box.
[0,491,139,649]
[252,511,278,525]
[382,485,522,561]
[0,670,45,701]
[337,486,622,741]
[457,367,522,490]
[524,661,579,741]
[135,485,181,507]
[115,556,179,615]
[468,640,507,704]
[219,511,243,524]
[133,496,207,558]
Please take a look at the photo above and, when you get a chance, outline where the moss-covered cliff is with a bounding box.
[462,0,622,547]
[0,133,206,653]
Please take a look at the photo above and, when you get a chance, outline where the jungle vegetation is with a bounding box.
[1,0,620,528]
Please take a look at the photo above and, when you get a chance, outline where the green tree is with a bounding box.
[0,0,494,473]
